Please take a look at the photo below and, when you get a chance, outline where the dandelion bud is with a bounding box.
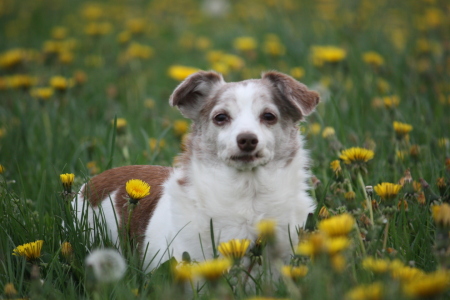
[344,191,356,201]
[0,164,5,174]
[61,241,73,260]
[4,283,18,297]
[318,206,330,219]
[60,173,75,193]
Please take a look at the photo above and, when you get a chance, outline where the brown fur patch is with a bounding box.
[81,165,172,250]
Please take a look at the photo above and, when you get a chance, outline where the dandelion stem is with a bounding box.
[357,171,373,226]
[354,223,366,256]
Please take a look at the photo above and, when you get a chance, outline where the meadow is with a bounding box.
[1,0,450,299]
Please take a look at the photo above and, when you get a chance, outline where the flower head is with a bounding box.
[30,87,54,100]
[218,239,250,261]
[172,262,195,282]
[432,203,450,227]
[374,182,402,201]
[50,76,73,91]
[61,241,73,260]
[85,249,126,283]
[393,121,413,139]
[12,240,44,261]
[125,179,151,201]
[311,45,346,66]
[0,164,5,174]
[362,257,390,274]
[233,36,257,52]
[281,265,308,280]
[168,65,200,81]
[362,51,384,67]
[402,270,450,298]
[256,219,277,240]
[346,282,384,300]
[192,258,232,281]
[330,160,342,177]
[339,147,374,165]
[173,120,190,137]
[318,213,355,237]
[3,283,18,298]
[60,173,75,193]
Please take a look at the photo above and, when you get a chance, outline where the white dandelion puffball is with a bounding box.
[85,249,127,283]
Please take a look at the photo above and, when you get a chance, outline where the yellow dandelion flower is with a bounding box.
[9,74,37,89]
[30,87,54,100]
[362,51,384,67]
[51,26,68,40]
[84,22,112,36]
[308,122,321,136]
[50,76,73,91]
[4,283,17,297]
[168,65,200,81]
[61,241,73,260]
[432,203,450,227]
[126,18,147,34]
[346,282,384,300]
[60,173,75,192]
[374,182,402,201]
[362,257,390,274]
[290,67,305,79]
[318,213,355,237]
[263,34,285,56]
[173,120,190,137]
[403,270,450,298]
[0,164,5,174]
[296,232,325,257]
[218,239,250,261]
[326,236,351,255]
[256,219,277,239]
[172,262,195,282]
[322,126,336,139]
[125,179,151,201]
[12,240,44,261]
[393,121,413,139]
[339,147,374,165]
[311,45,346,66]
[344,191,356,201]
[233,36,257,52]
[391,265,424,282]
[437,138,449,149]
[149,138,166,151]
[330,160,342,176]
[126,42,154,60]
[281,265,308,280]
[382,95,400,108]
[192,258,232,281]
[331,253,346,272]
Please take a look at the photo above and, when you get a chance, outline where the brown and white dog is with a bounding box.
[75,71,319,271]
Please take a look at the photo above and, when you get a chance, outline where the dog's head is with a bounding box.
[170,71,319,170]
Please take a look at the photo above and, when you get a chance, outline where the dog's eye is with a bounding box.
[261,112,277,124]
[213,113,230,125]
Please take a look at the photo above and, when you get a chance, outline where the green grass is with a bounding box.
[1,0,450,299]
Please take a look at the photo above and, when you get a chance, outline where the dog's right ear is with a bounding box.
[169,71,225,119]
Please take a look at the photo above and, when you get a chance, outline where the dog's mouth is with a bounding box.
[230,153,262,163]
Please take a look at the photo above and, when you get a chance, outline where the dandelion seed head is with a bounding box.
[85,249,127,283]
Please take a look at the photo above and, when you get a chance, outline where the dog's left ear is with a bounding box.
[169,71,225,119]
[262,71,320,121]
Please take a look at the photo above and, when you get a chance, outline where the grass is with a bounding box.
[1,0,450,299]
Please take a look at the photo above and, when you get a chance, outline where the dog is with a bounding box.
[75,70,319,271]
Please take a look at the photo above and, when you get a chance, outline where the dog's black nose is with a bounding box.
[237,133,258,152]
